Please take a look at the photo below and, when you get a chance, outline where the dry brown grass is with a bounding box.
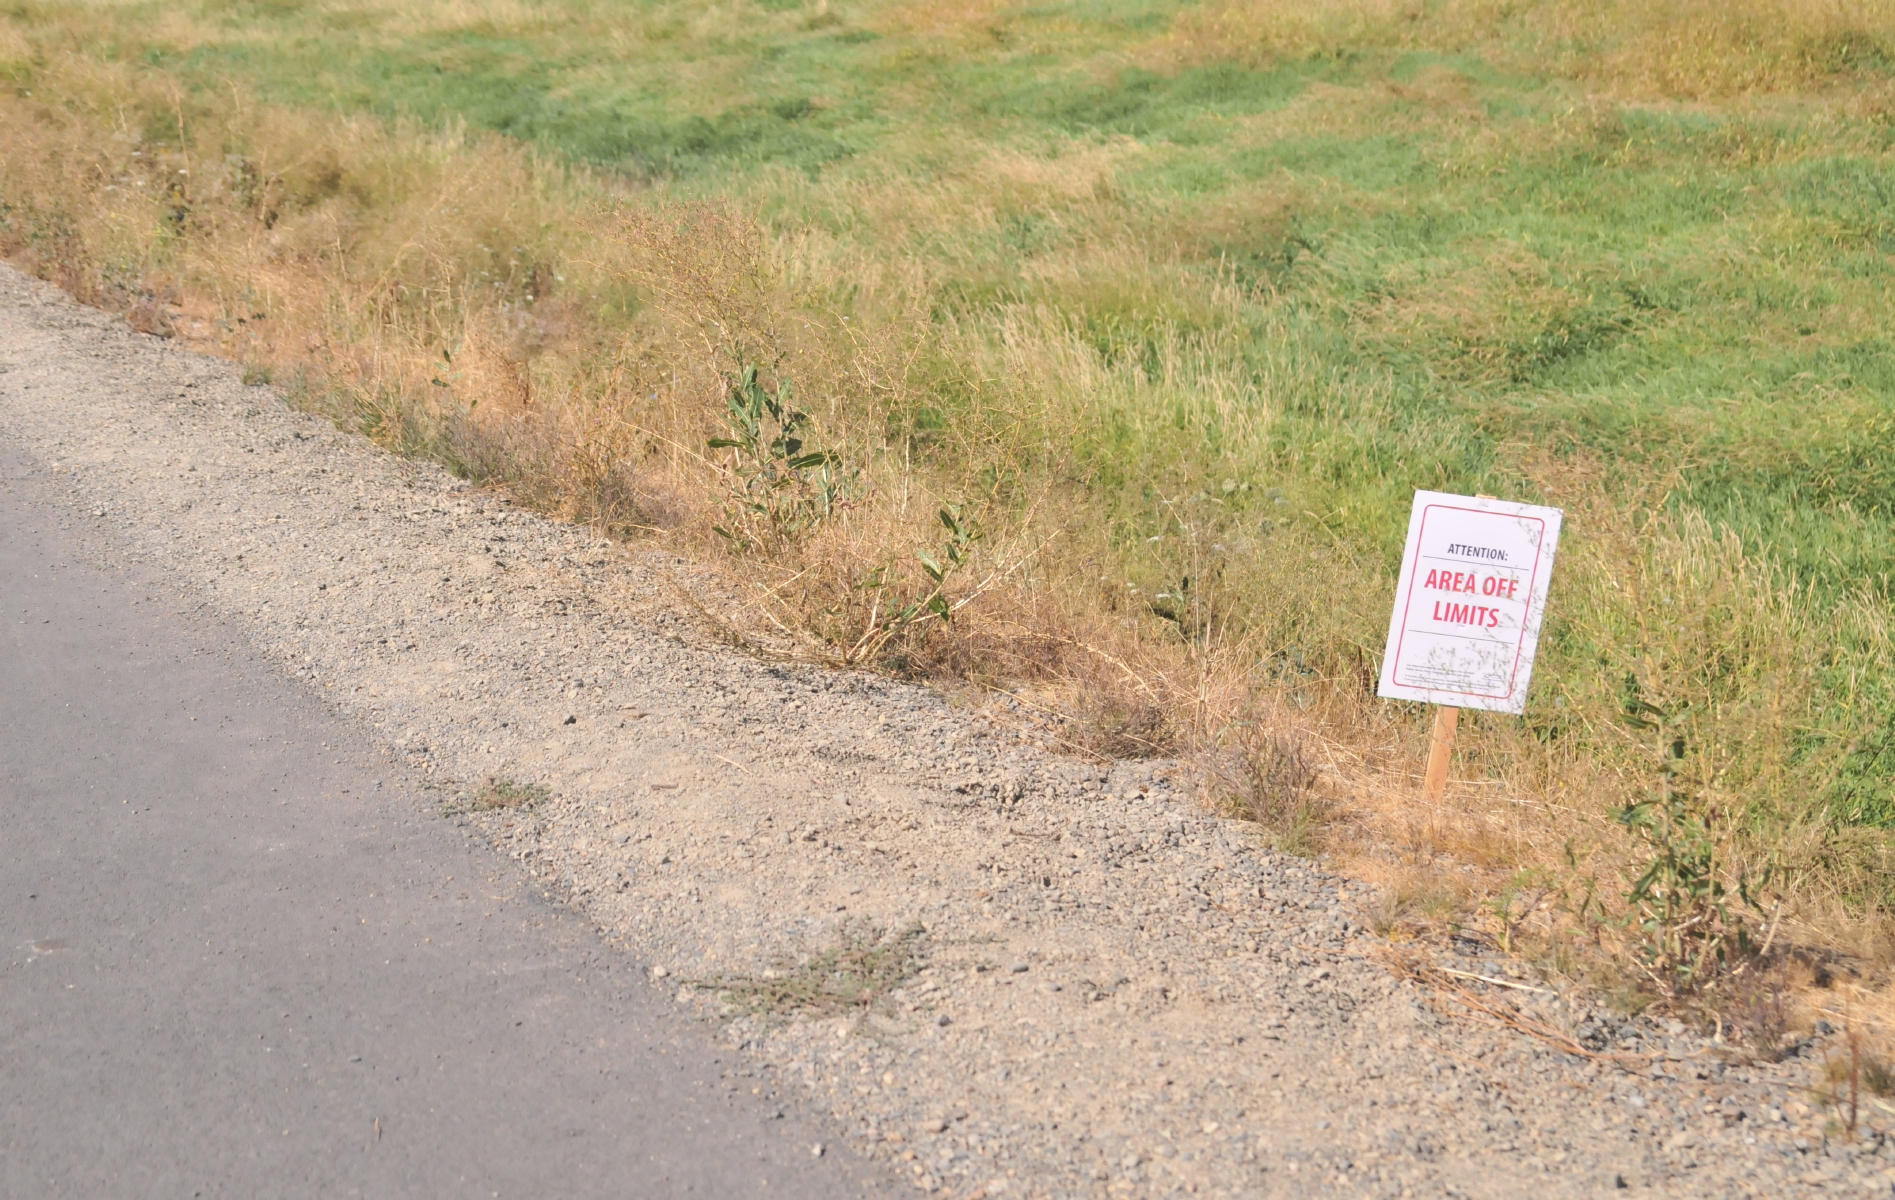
[1166,0,1895,100]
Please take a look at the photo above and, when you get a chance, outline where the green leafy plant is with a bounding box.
[842,503,980,663]
[914,503,980,622]
[708,364,848,551]
[1612,675,1767,998]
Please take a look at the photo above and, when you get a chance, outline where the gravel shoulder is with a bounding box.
[1,264,1886,1199]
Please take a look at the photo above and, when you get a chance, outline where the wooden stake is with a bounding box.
[1422,704,1459,806]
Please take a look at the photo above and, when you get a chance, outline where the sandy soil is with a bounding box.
[1,263,1887,1198]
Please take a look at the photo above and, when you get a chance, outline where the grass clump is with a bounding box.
[703,924,926,1018]
[2,0,1894,1006]
[1208,726,1328,857]
[447,777,550,815]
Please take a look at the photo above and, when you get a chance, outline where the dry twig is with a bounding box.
[1377,945,1657,1072]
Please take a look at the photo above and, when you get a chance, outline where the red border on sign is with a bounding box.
[1389,504,1547,702]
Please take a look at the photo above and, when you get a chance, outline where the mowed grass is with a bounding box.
[4,0,1894,992]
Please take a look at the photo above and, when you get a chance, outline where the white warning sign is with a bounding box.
[1377,491,1564,715]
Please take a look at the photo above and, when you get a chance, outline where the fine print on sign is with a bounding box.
[1378,490,1564,715]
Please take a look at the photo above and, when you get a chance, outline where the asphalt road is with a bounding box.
[0,452,888,1198]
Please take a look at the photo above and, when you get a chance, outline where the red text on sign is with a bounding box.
[1432,600,1501,629]
[1421,568,1518,600]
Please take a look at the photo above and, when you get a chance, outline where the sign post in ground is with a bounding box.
[1421,705,1459,807]
[1378,491,1564,804]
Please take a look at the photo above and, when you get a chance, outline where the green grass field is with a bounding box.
[5,0,1894,981]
